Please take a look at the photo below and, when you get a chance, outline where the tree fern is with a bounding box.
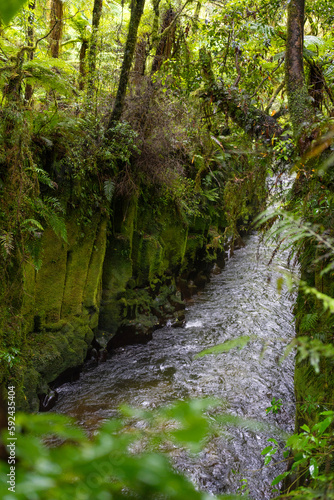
[23,58,77,97]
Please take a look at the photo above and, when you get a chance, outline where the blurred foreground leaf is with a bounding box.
[194,335,254,359]
[0,0,26,24]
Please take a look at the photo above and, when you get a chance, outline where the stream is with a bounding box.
[52,232,296,499]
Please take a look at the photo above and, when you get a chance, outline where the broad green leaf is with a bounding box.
[309,458,319,478]
[261,445,274,455]
[268,438,279,446]
[271,471,290,486]
[313,417,332,435]
[0,0,27,24]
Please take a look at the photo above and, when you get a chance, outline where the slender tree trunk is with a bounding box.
[151,0,161,49]
[25,0,36,102]
[79,39,89,91]
[49,0,63,58]
[86,0,103,101]
[108,0,146,126]
[285,0,314,154]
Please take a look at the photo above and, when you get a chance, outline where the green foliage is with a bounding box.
[0,401,248,500]
[300,395,319,416]
[0,346,20,368]
[266,397,283,415]
[0,0,26,24]
[103,179,115,202]
[194,335,254,359]
[23,58,77,97]
[300,313,320,333]
[265,412,334,496]
[285,336,334,374]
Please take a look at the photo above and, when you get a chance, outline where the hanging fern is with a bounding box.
[103,179,115,202]
[34,197,67,243]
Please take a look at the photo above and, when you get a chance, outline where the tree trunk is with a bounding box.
[200,49,282,142]
[79,39,89,91]
[151,0,161,49]
[133,37,147,82]
[285,0,314,154]
[49,0,63,58]
[25,0,35,102]
[108,0,146,126]
[210,84,283,141]
[151,8,176,74]
[86,0,103,101]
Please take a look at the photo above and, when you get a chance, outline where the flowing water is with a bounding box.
[52,232,296,499]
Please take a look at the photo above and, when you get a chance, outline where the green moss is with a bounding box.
[17,319,94,410]
[83,217,108,328]
[61,215,100,318]
[34,227,67,324]
[21,260,36,334]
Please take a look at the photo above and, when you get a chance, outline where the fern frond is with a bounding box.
[300,313,319,333]
[45,210,68,242]
[23,58,77,96]
[104,179,115,202]
[27,165,57,189]
[34,197,67,243]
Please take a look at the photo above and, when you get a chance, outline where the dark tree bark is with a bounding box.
[151,8,176,74]
[86,0,103,100]
[308,62,324,110]
[285,0,314,154]
[133,37,148,81]
[25,0,36,102]
[108,0,146,126]
[49,0,63,58]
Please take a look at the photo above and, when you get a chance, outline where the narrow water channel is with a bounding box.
[53,232,296,499]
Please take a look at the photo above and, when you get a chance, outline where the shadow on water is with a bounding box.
[52,232,296,499]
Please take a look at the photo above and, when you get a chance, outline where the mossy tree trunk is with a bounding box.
[150,0,161,51]
[151,8,176,74]
[108,0,146,126]
[24,0,35,102]
[133,37,148,83]
[285,0,314,154]
[200,48,283,142]
[86,0,103,101]
[49,0,63,59]
[79,39,89,91]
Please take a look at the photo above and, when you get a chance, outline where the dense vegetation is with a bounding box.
[0,0,334,498]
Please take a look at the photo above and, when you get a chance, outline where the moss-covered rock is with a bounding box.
[15,212,108,410]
